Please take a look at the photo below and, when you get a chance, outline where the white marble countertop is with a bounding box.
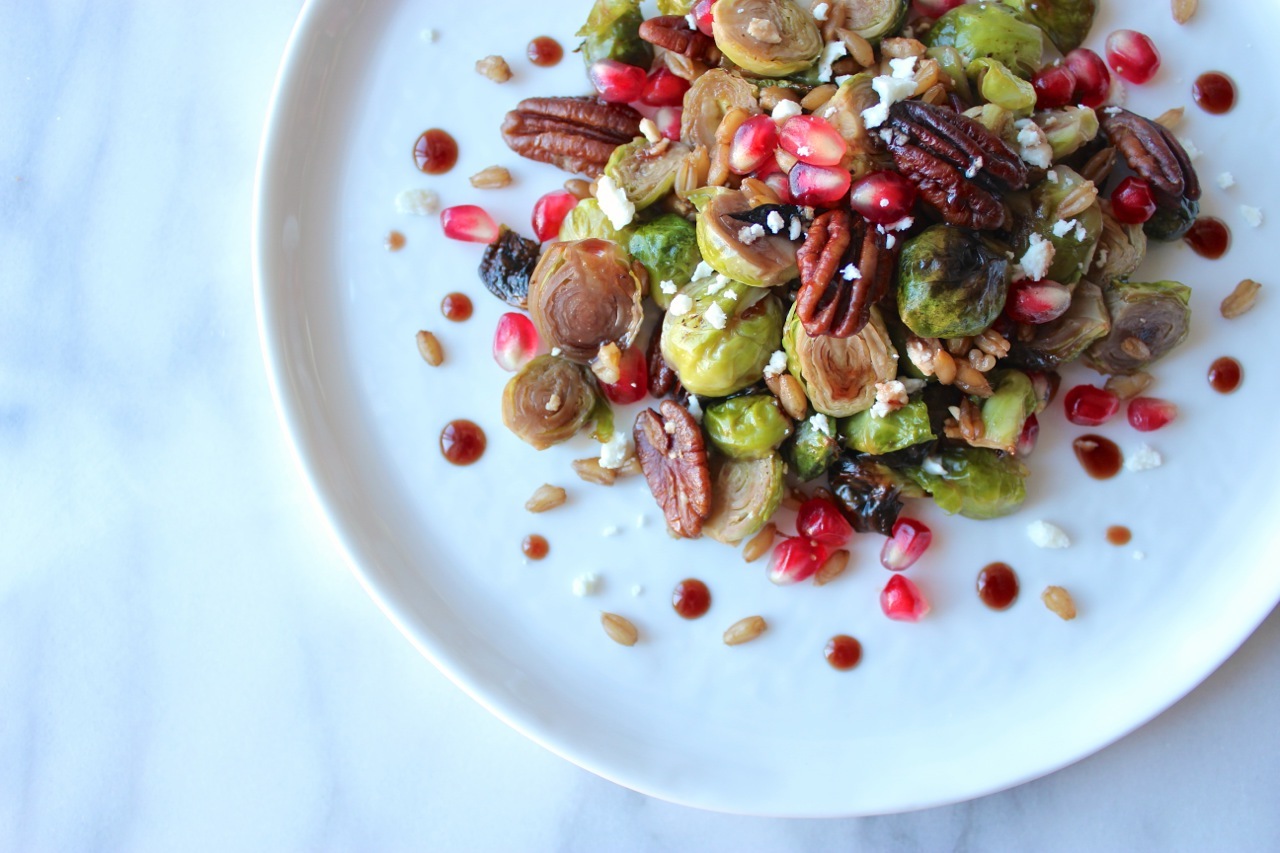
[3,1,1279,849]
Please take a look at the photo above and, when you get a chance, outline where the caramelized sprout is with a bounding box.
[501,356,599,449]
[1001,0,1096,54]
[479,226,540,309]
[897,225,1011,338]
[840,0,909,44]
[693,187,799,288]
[1090,201,1147,282]
[783,416,841,481]
[830,455,923,535]
[1084,280,1192,376]
[661,279,784,397]
[577,0,653,68]
[970,58,1037,114]
[681,69,761,151]
[628,215,702,309]
[839,400,935,456]
[604,137,690,210]
[1036,107,1099,161]
[711,0,823,76]
[704,394,794,459]
[905,446,1028,519]
[977,370,1036,453]
[558,198,634,243]
[703,453,786,544]
[814,72,892,177]
[1144,196,1200,243]
[924,3,1044,79]
[528,239,646,363]
[1012,280,1111,369]
[1011,166,1102,286]
[784,303,898,417]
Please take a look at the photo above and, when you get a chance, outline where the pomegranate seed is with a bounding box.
[762,172,795,204]
[1128,397,1178,432]
[640,68,690,107]
[531,191,578,242]
[881,575,931,622]
[789,162,852,207]
[911,0,965,18]
[1032,63,1077,110]
[1111,177,1157,225]
[693,0,715,36]
[441,205,499,243]
[796,497,854,548]
[492,312,540,372]
[880,517,932,571]
[599,345,648,405]
[768,537,829,585]
[1106,29,1161,85]
[1063,384,1120,426]
[654,106,683,141]
[849,171,917,225]
[779,115,847,167]
[1064,48,1111,108]
[1017,414,1040,457]
[1005,279,1072,325]
[588,59,647,103]
[729,114,780,175]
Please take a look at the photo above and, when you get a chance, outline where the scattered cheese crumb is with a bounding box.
[595,175,635,229]
[1125,443,1163,472]
[748,17,783,44]
[1217,172,1236,190]
[789,217,804,241]
[1045,169,1059,183]
[1052,219,1078,238]
[685,12,697,29]
[707,275,728,294]
[660,279,677,295]
[1027,520,1071,549]
[889,57,918,79]
[772,99,803,122]
[639,118,662,143]
[1019,234,1056,282]
[693,260,716,280]
[817,41,848,84]
[884,216,914,232]
[668,293,693,317]
[704,302,728,330]
[763,349,788,379]
[1241,205,1264,228]
[810,413,832,435]
[862,74,916,128]
[1178,136,1201,161]
[812,2,830,22]
[738,223,767,244]
[686,395,703,422]
[884,233,896,249]
[635,514,647,529]
[600,431,629,469]
[922,456,945,476]
[394,188,440,216]
[550,347,562,357]
[571,573,600,597]
[870,380,908,418]
[601,525,620,537]
[899,377,926,395]
[841,263,861,281]
[1133,550,1146,561]
[766,210,786,233]
[630,584,645,597]
[1074,222,1087,242]
[1014,119,1053,169]
[420,28,438,43]
[723,289,738,300]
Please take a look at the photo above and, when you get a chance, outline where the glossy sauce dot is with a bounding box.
[521,534,549,560]
[413,129,459,175]
[1073,434,1123,480]
[441,292,473,322]
[385,230,406,251]
[1106,525,1132,546]
[1209,356,1243,394]
[672,579,711,619]
[1184,217,1231,260]
[527,36,564,67]
[824,635,863,671]
[977,563,1019,611]
[440,419,486,466]
[1193,71,1237,115]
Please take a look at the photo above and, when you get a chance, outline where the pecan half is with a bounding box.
[634,401,711,538]
[501,97,643,178]
[646,318,678,398]
[1100,107,1200,205]
[639,16,719,63]
[796,210,894,338]
[885,100,1028,230]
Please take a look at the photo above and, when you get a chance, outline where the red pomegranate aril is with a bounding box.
[881,574,930,622]
[1128,397,1178,432]
[1111,177,1157,225]
[655,106,683,141]
[441,205,499,243]
[789,162,852,207]
[779,115,847,167]
[1006,279,1071,325]
[880,517,932,572]
[1032,63,1077,110]
[1064,384,1120,426]
[849,171,917,225]
[797,497,854,548]
[600,345,648,405]
[769,537,829,586]
[729,115,780,175]
[762,172,795,204]
[588,59,648,103]
[640,68,690,107]
[531,190,578,242]
[493,312,541,372]
[693,0,716,36]
[1017,414,1040,457]
[1064,48,1111,108]
[911,0,966,18]
[1106,29,1161,85]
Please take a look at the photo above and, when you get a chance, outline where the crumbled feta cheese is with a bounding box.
[1019,234,1056,282]
[601,525,620,537]
[748,17,783,43]
[668,293,693,317]
[796,145,814,158]
[420,28,438,43]
[1074,222,1088,242]
[639,118,662,143]
[817,40,848,83]
[772,99,803,122]
[1217,172,1236,189]
[686,12,697,29]
[630,584,645,597]
[809,413,832,436]
[595,175,635,229]
[1014,119,1053,169]
[789,217,803,241]
[899,377,926,395]
[870,380,909,418]
[1178,136,1201,161]
[964,156,984,180]
[723,289,738,300]
[1126,443,1163,472]
[763,349,788,379]
[707,274,728,294]
[686,395,703,422]
[1241,205,1264,228]
[862,74,917,128]
[704,302,728,330]
[812,2,830,21]
[635,514,647,528]
[550,347,562,357]
[1133,550,1146,561]
[545,393,562,413]
[600,431,629,469]
[571,573,600,597]
[885,216,914,232]
[835,74,854,86]
[884,233,896,249]
[738,223,767,244]
[766,210,786,233]
[889,56,918,79]
[922,456,945,476]
[1045,169,1059,183]
[693,260,715,280]
[1052,218,1077,238]
[660,279,677,295]
[394,188,440,216]
[1027,520,1071,549]
[841,263,861,281]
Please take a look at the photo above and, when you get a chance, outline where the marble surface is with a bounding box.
[2,1,1279,849]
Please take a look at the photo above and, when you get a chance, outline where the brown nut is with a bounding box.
[646,320,678,398]
[501,97,643,178]
[796,210,894,338]
[633,400,711,538]
[639,15,720,62]
[1100,107,1201,205]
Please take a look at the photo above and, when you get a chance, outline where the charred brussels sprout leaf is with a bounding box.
[1090,202,1147,281]
[784,303,898,417]
[830,455,919,535]
[1002,0,1096,54]
[905,446,1028,519]
[559,198,634,243]
[693,187,799,288]
[703,453,786,544]
[1144,196,1200,242]
[712,0,824,76]
[704,394,794,459]
[628,214,701,309]
[528,238,646,363]
[479,226,541,309]
[924,2,1044,79]
[839,400,935,456]
[1012,166,1102,286]
[897,225,1012,339]
[577,0,653,68]
[1011,280,1110,369]
[502,356,599,450]
[783,416,840,481]
[661,279,784,397]
[605,138,690,210]
[841,0,910,44]
[1084,280,1191,375]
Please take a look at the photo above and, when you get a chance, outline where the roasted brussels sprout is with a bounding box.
[815,72,893,177]
[924,3,1044,79]
[927,46,974,103]
[839,400,935,456]
[1011,280,1110,369]
[1084,280,1191,376]
[784,303,898,417]
[478,226,540,309]
[661,279,784,397]
[711,0,823,76]
[830,454,923,535]
[1090,201,1147,282]
[976,370,1036,453]
[703,453,786,544]
[656,0,694,13]
[840,0,909,44]
[693,187,799,288]
[558,198,634,243]
[1002,0,1096,54]
[1012,166,1102,286]
[528,239,646,363]
[604,138,690,211]
[704,394,794,459]
[1144,196,1200,242]
[501,356,599,449]
[1036,107,1099,160]
[681,69,761,151]
[897,225,1012,338]
[963,103,1016,138]
[905,446,1028,519]
[970,58,1036,114]
[577,0,653,68]
[629,215,702,309]
[783,415,840,481]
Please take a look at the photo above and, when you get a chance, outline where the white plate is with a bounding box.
[254,0,1280,816]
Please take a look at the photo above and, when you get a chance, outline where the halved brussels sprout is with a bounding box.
[1036,107,1099,161]
[558,198,634,243]
[1002,0,1096,54]
[577,0,653,68]
[963,103,1016,138]
[815,72,893,177]
[1011,166,1102,286]
[703,453,786,544]
[783,415,840,481]
[629,215,702,309]
[605,138,690,211]
[712,0,823,76]
[840,0,909,44]
[970,58,1036,114]
[1012,280,1111,369]
[657,0,695,13]
[693,187,799,288]
[905,446,1028,519]
[927,46,974,104]
[704,394,794,459]
[839,400,935,456]
[784,303,898,417]
[681,68,761,151]
[528,239,646,363]
[897,225,1012,338]
[976,370,1036,453]
[661,279,784,397]
[1090,201,1147,282]
[479,226,540,309]
[924,3,1044,79]
[1144,196,1200,242]
[830,454,924,535]
[1084,280,1192,376]
[501,356,599,450]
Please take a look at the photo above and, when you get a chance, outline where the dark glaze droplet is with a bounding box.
[1184,217,1230,260]
[1193,71,1237,115]
[440,420,486,465]
[441,292,473,322]
[977,563,1019,611]
[521,534,549,560]
[672,578,711,619]
[1073,434,1123,480]
[1209,356,1243,394]
[1106,525,1132,546]
[527,36,564,67]
[824,635,863,671]
[413,129,458,175]
[385,230,406,251]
